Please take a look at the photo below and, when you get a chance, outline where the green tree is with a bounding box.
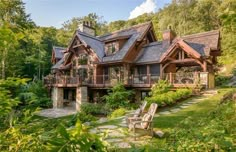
[103,83,133,109]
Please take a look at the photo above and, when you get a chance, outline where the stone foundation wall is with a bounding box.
[76,86,88,111]
[52,87,63,108]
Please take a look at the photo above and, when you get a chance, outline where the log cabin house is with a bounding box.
[44,21,221,110]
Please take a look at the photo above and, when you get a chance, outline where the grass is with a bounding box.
[153,89,229,131]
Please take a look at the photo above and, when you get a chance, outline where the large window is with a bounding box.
[137,65,147,75]
[150,64,160,75]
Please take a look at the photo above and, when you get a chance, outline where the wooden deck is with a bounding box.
[44,72,209,88]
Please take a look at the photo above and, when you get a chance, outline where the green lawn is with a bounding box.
[153,89,229,131]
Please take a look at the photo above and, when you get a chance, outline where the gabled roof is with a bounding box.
[98,22,152,42]
[135,42,167,64]
[135,30,220,64]
[51,58,64,69]
[101,22,153,62]
[103,34,140,62]
[53,46,65,59]
[159,39,202,62]
[182,30,220,56]
[77,31,105,60]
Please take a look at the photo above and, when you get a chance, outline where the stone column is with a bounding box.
[51,87,63,109]
[123,64,130,85]
[76,86,88,111]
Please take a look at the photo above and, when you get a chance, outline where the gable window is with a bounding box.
[78,54,88,65]
[106,42,117,55]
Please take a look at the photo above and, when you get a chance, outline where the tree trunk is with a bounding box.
[1,59,5,79]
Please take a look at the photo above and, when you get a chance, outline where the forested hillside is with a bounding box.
[0,0,235,79]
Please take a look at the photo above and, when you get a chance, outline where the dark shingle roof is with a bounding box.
[103,34,140,62]
[98,22,151,41]
[185,41,205,56]
[77,31,105,60]
[135,42,167,64]
[101,22,152,62]
[182,30,220,56]
[53,46,65,59]
[51,58,64,69]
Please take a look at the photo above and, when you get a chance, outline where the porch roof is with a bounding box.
[182,30,220,56]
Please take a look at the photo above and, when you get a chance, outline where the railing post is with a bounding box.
[170,72,172,84]
[131,75,134,85]
[148,74,151,85]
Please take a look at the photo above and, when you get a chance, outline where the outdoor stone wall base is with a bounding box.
[52,87,63,108]
[76,86,88,111]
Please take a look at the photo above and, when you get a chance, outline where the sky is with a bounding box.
[22,0,171,28]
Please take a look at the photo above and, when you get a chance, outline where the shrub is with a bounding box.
[80,103,110,115]
[103,83,133,109]
[215,75,231,86]
[109,108,126,119]
[45,121,106,151]
[145,87,192,106]
[150,80,172,95]
[69,112,97,125]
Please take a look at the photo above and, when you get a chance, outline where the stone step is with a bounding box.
[201,89,218,95]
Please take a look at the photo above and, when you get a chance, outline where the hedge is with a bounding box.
[146,89,192,106]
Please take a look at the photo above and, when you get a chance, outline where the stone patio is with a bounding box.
[36,108,77,118]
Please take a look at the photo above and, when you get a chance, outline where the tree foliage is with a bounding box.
[103,83,133,109]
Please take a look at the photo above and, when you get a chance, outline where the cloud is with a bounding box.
[129,0,157,19]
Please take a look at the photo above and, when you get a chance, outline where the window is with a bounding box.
[141,91,150,100]
[63,89,69,100]
[106,42,116,55]
[78,54,88,65]
[150,64,160,75]
[137,65,147,75]
[78,68,87,80]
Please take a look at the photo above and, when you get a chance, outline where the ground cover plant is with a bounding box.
[145,80,192,106]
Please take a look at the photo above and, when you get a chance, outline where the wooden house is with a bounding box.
[44,21,221,110]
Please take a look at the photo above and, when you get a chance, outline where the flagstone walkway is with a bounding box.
[36,108,76,118]
[88,91,217,149]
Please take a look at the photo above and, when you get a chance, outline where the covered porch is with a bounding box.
[158,39,215,89]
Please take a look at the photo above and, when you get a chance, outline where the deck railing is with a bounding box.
[44,74,160,87]
[44,72,208,88]
[129,74,160,85]
[44,76,82,86]
[163,72,209,87]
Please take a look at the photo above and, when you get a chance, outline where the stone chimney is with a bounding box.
[78,21,95,36]
[162,26,176,46]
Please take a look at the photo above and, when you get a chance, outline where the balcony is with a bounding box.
[44,72,211,88]
[88,74,160,88]
[44,76,83,87]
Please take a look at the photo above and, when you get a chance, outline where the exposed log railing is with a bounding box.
[44,74,160,87]
[129,74,160,85]
[44,76,82,86]
[163,72,209,87]
[44,73,208,88]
